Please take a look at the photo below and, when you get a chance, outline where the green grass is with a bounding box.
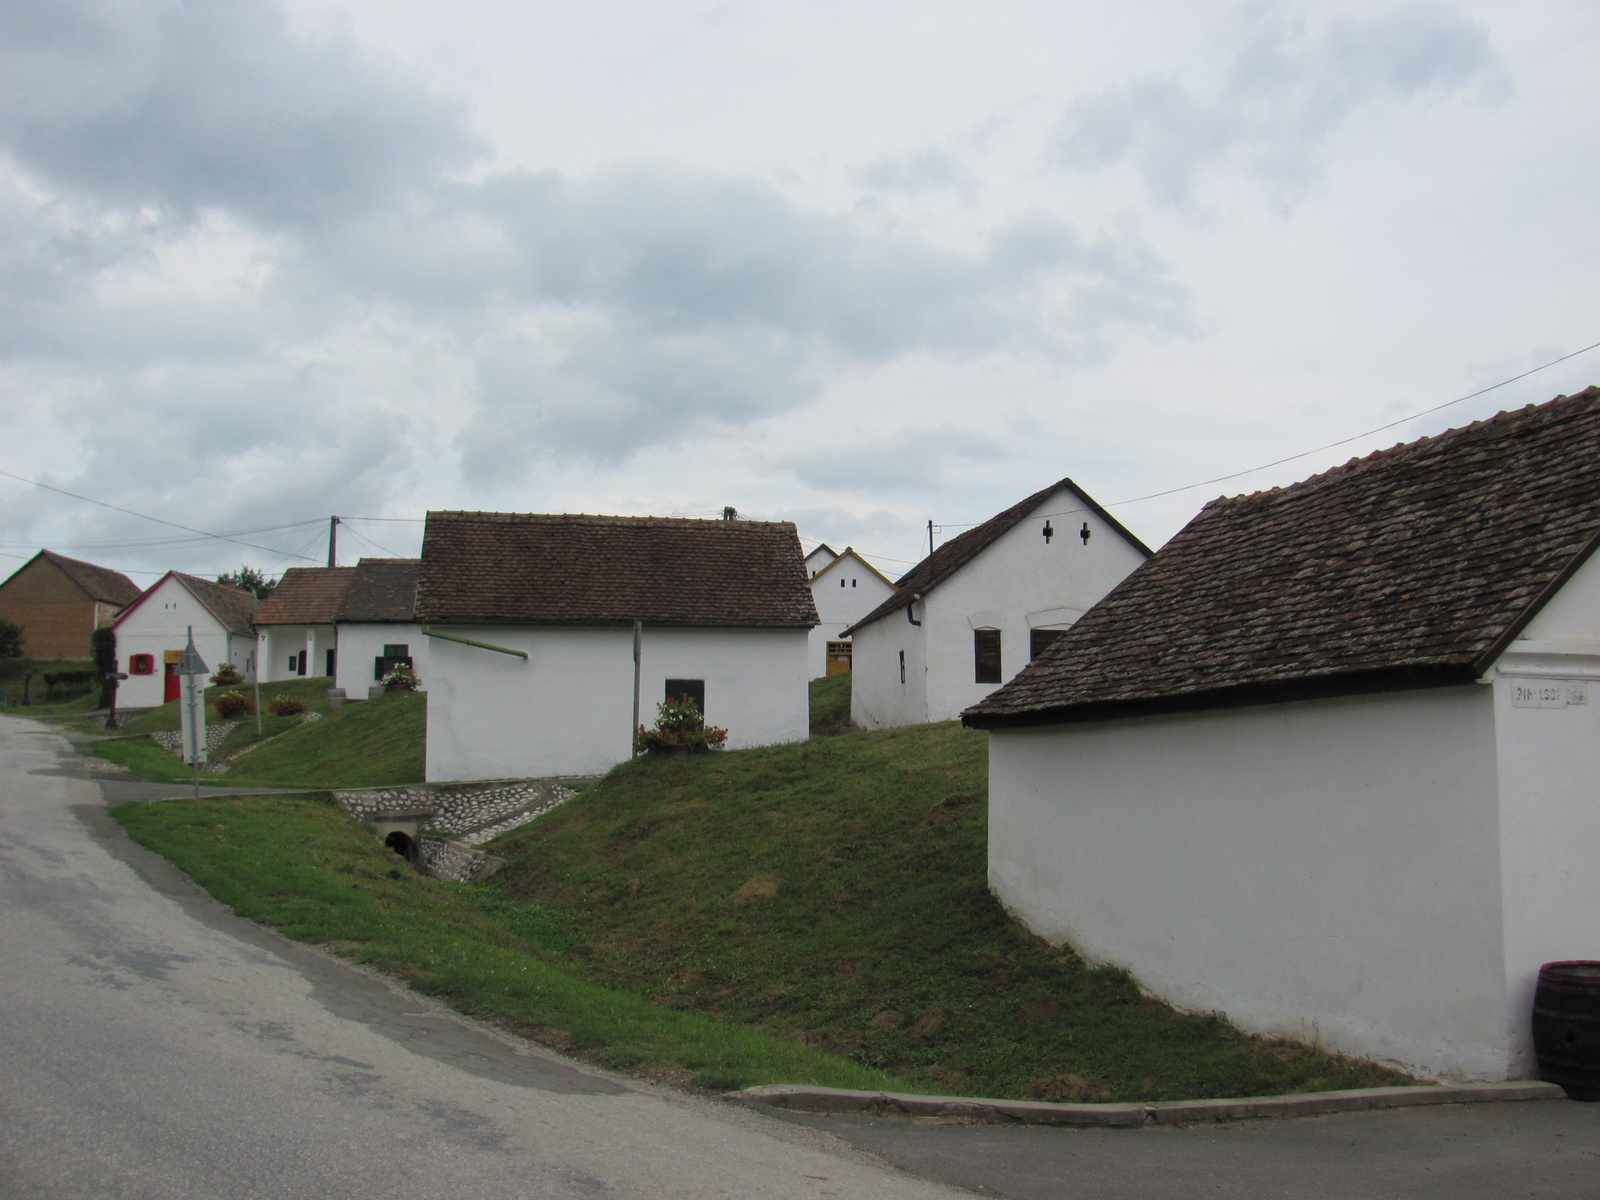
[808,673,852,736]
[85,689,425,789]
[479,720,1415,1103]
[0,656,104,713]
[112,676,338,735]
[112,794,911,1094]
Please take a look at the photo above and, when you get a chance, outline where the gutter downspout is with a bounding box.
[420,624,530,660]
[632,620,642,756]
[906,594,923,626]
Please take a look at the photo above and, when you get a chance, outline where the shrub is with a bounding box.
[210,663,244,687]
[380,663,421,691]
[268,694,308,717]
[0,617,22,659]
[636,697,728,755]
[214,690,255,719]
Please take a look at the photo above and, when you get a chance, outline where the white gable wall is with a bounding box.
[1490,549,1600,1075]
[988,685,1510,1080]
[807,553,897,678]
[852,491,1148,728]
[114,578,252,708]
[426,625,809,782]
[335,623,428,698]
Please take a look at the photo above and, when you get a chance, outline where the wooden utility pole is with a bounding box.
[327,515,340,567]
[927,519,935,557]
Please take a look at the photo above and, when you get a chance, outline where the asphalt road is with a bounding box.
[4,713,1598,1200]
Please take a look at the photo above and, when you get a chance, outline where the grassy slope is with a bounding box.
[483,705,1413,1102]
[87,687,425,788]
[112,793,909,1094]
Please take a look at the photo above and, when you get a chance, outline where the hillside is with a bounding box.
[480,703,1411,1102]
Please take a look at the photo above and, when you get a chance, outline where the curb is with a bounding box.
[731,1080,1567,1127]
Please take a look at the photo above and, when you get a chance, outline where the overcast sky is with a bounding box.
[2,0,1598,581]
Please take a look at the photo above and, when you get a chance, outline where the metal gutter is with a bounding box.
[420,624,529,660]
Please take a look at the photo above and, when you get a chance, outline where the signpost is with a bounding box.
[175,627,209,800]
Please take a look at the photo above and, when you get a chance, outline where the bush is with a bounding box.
[636,697,728,755]
[214,690,255,719]
[0,618,22,659]
[267,694,308,717]
[380,663,421,691]
[210,663,244,687]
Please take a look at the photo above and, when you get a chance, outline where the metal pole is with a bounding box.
[328,515,340,567]
[251,650,262,735]
[631,620,642,756]
[927,519,934,557]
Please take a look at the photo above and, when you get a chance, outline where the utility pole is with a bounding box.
[631,620,643,755]
[327,515,340,567]
[927,519,935,558]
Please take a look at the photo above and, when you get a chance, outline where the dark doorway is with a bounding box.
[665,678,706,714]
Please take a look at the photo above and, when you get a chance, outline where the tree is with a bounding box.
[90,626,117,708]
[216,565,278,600]
[0,617,22,659]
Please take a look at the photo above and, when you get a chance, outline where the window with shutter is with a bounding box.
[974,629,1002,683]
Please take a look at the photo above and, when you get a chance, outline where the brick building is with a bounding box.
[0,550,143,659]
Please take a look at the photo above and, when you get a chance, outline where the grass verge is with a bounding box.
[111,793,910,1094]
[85,689,425,789]
[481,720,1416,1103]
[808,673,852,736]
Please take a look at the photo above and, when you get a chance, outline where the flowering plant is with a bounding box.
[267,694,307,717]
[213,690,255,719]
[636,697,728,755]
[209,663,244,686]
[380,663,421,691]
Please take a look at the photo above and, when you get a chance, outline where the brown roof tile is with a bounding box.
[416,512,818,628]
[336,558,420,623]
[965,388,1600,728]
[843,478,1151,635]
[253,566,357,626]
[175,574,259,636]
[27,550,143,606]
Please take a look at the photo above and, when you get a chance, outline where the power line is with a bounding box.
[0,469,327,562]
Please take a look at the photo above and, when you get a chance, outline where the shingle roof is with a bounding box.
[842,478,1151,635]
[416,511,818,628]
[252,566,357,627]
[965,387,1600,729]
[12,550,143,606]
[336,558,420,623]
[174,574,259,636]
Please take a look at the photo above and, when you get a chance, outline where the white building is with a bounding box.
[334,558,427,699]
[807,547,896,679]
[845,478,1150,728]
[418,511,818,782]
[253,566,356,684]
[966,388,1600,1083]
[804,543,839,578]
[111,572,259,708]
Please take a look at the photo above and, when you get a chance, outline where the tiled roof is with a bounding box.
[336,558,420,623]
[27,550,143,606]
[174,574,260,636]
[965,388,1600,729]
[416,512,818,628]
[843,478,1151,635]
[253,566,357,627]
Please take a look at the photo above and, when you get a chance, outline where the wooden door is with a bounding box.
[825,641,853,676]
[163,662,180,703]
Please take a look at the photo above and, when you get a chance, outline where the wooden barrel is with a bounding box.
[1533,961,1600,1100]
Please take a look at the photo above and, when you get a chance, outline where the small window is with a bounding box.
[288,655,297,672]
[383,643,409,658]
[899,650,906,685]
[1029,629,1065,661]
[839,578,845,587]
[665,678,706,714]
[851,578,857,587]
[129,653,155,675]
[974,629,1002,684]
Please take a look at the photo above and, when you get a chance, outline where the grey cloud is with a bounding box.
[853,147,980,197]
[0,0,483,229]
[1053,5,1496,206]
[780,427,1006,494]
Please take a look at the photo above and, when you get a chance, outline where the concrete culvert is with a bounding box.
[384,831,418,864]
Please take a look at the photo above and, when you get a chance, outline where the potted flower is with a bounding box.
[636,697,728,755]
[209,663,244,687]
[381,663,421,693]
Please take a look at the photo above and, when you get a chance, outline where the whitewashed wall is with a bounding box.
[257,625,337,683]
[114,578,252,708]
[1490,550,1600,1075]
[807,554,896,678]
[852,491,1147,728]
[335,623,427,698]
[426,624,809,782]
[988,686,1514,1081]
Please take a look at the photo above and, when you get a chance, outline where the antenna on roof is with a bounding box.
[722,506,738,521]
